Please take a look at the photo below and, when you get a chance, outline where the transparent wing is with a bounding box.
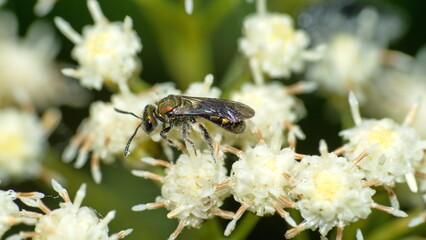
[171,96,255,123]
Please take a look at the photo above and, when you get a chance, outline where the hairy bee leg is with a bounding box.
[182,121,197,155]
[197,122,215,162]
[160,126,176,147]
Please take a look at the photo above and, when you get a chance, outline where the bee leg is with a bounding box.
[160,126,176,147]
[182,121,197,155]
[197,122,215,162]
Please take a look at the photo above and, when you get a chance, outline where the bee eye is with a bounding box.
[142,104,158,134]
[144,118,154,134]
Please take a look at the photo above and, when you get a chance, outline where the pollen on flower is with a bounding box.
[312,171,343,201]
[54,0,142,92]
[63,84,178,183]
[340,93,426,193]
[366,125,397,150]
[132,147,231,240]
[20,179,132,240]
[286,140,405,239]
[239,11,321,83]
[223,133,297,236]
[229,82,307,147]
[0,109,47,183]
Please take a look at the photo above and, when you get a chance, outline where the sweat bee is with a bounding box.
[115,94,255,157]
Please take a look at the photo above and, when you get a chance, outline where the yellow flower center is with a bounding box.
[185,174,203,194]
[0,130,25,159]
[313,171,342,201]
[85,31,115,56]
[367,125,397,150]
[265,157,278,172]
[266,20,294,44]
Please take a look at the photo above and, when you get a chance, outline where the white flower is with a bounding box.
[24,179,131,240]
[288,142,374,237]
[363,48,426,138]
[63,83,178,183]
[340,93,426,192]
[229,82,306,147]
[0,12,83,109]
[184,74,221,98]
[0,190,20,237]
[0,187,43,238]
[307,33,381,99]
[224,133,297,236]
[161,152,228,227]
[306,8,383,101]
[54,0,142,92]
[34,0,57,17]
[0,109,47,183]
[239,12,320,83]
[285,141,405,239]
[132,149,230,240]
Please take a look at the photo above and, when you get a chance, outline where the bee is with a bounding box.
[115,94,255,157]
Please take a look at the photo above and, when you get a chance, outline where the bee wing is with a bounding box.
[172,96,255,123]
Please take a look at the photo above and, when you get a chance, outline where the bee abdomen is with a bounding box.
[203,116,246,134]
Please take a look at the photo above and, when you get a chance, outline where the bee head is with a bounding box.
[142,104,158,134]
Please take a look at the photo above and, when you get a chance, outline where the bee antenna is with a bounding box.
[124,121,143,157]
[114,108,142,120]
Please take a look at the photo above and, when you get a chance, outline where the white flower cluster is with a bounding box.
[0,12,82,109]
[288,141,375,237]
[340,93,426,193]
[0,186,43,239]
[306,8,384,101]
[363,48,426,138]
[0,9,75,185]
[0,109,47,183]
[161,152,228,228]
[54,0,142,92]
[230,144,295,215]
[19,179,131,240]
[184,74,221,98]
[132,149,230,240]
[239,12,321,83]
[217,138,406,239]
[0,190,20,238]
[4,0,423,238]
[225,135,297,236]
[230,82,307,147]
[63,83,178,183]
[307,33,381,99]
[129,95,411,239]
